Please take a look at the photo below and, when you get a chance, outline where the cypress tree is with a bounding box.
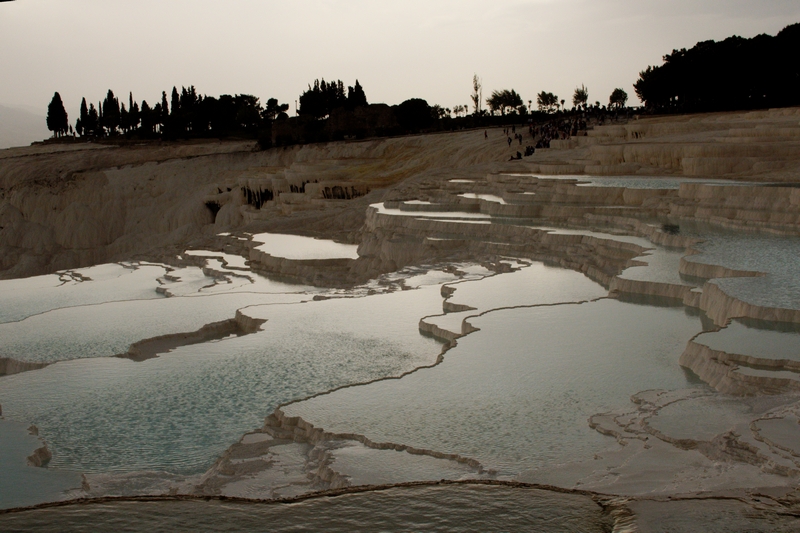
[141,100,153,134]
[347,80,368,108]
[131,101,140,131]
[76,97,89,136]
[98,101,104,136]
[87,103,99,136]
[102,90,121,134]
[171,87,180,117]
[120,103,129,132]
[160,91,169,133]
[46,92,69,137]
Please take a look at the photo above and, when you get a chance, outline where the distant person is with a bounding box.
[507,137,512,147]
[485,130,488,139]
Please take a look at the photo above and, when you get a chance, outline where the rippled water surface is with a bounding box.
[0,288,443,478]
[629,498,800,533]
[285,299,706,475]
[0,484,612,533]
[682,223,800,310]
[0,421,82,510]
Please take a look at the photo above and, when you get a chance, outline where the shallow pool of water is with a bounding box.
[0,292,308,364]
[0,287,444,483]
[502,174,742,189]
[251,233,359,260]
[372,203,491,219]
[458,193,506,204]
[285,298,707,476]
[695,318,800,362]
[0,420,82,510]
[0,263,167,324]
[682,223,800,310]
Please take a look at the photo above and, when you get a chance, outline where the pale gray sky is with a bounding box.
[1,0,798,121]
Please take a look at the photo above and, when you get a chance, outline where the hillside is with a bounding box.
[0,104,50,150]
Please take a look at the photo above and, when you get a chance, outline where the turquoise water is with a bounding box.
[284,299,706,476]
[0,293,309,363]
[682,223,800,310]
[0,420,82,510]
[0,288,444,478]
[0,261,315,364]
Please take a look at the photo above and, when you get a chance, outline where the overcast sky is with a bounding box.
[1,0,799,120]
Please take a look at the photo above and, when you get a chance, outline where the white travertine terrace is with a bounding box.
[2,107,800,526]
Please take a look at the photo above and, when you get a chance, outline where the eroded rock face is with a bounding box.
[3,108,798,280]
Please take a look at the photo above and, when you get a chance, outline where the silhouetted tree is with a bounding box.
[46,92,69,137]
[299,78,348,119]
[395,98,432,132]
[140,100,155,135]
[120,104,129,132]
[160,91,169,133]
[536,91,559,113]
[487,89,523,115]
[76,97,89,136]
[346,80,368,109]
[234,94,262,132]
[635,23,800,112]
[170,87,180,117]
[130,104,140,131]
[609,88,628,110]
[86,103,99,136]
[101,90,120,134]
[471,74,482,115]
[431,104,450,119]
[262,98,290,121]
[573,85,589,108]
[178,86,200,134]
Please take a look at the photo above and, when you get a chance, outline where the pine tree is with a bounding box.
[46,92,69,137]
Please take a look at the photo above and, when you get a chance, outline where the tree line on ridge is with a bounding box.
[44,22,800,145]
